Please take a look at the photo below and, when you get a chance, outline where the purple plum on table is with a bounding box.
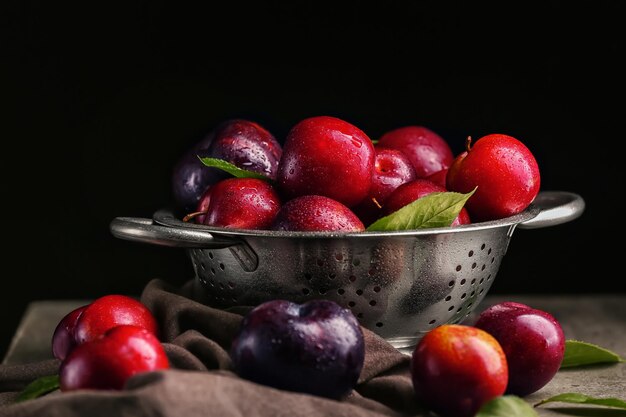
[474,301,565,396]
[230,299,365,399]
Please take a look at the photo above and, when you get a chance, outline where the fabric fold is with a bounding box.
[0,278,424,416]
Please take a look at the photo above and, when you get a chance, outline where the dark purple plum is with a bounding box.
[208,119,282,180]
[171,132,226,212]
[52,305,88,361]
[172,119,281,212]
[271,195,364,232]
[230,299,365,399]
[204,178,281,230]
[474,302,565,396]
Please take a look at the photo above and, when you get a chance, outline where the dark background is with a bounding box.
[3,1,623,358]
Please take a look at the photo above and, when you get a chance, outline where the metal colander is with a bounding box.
[110,191,584,354]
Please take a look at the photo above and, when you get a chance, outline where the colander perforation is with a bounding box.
[110,191,584,354]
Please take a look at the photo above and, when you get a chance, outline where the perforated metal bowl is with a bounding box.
[110,191,584,354]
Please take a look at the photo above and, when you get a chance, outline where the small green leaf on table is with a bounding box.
[198,157,270,180]
[476,395,538,417]
[535,393,626,409]
[367,187,476,231]
[561,340,625,368]
[16,375,60,402]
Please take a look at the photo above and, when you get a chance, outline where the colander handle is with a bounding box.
[109,217,238,248]
[518,191,585,229]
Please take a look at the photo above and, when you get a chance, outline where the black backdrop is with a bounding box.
[3,1,623,358]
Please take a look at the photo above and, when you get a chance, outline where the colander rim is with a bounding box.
[153,204,540,239]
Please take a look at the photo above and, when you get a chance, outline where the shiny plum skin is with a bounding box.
[446,134,540,221]
[382,179,471,226]
[52,305,88,361]
[208,119,282,179]
[204,178,281,229]
[172,119,281,212]
[271,195,364,232]
[74,295,159,345]
[277,116,375,207]
[474,302,565,396]
[411,324,508,417]
[377,126,454,178]
[60,325,169,391]
[353,147,417,226]
[171,137,226,212]
[425,168,448,188]
[230,299,365,399]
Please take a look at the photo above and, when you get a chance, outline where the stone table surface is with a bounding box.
[3,295,625,416]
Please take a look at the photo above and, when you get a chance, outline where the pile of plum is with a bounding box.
[52,294,565,417]
[49,120,549,415]
[172,116,541,231]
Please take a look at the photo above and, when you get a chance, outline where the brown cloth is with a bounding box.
[0,279,426,417]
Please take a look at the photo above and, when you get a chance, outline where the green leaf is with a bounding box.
[198,157,270,180]
[16,375,60,402]
[535,393,626,409]
[371,139,379,145]
[476,395,538,417]
[561,339,625,368]
[366,187,476,231]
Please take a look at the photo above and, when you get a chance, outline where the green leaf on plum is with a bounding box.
[366,187,476,231]
[561,340,625,368]
[198,157,270,181]
[476,395,538,417]
[16,375,59,402]
[535,393,626,409]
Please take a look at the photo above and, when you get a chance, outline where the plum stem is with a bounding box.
[182,211,207,222]
[372,198,382,209]
[465,136,473,153]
